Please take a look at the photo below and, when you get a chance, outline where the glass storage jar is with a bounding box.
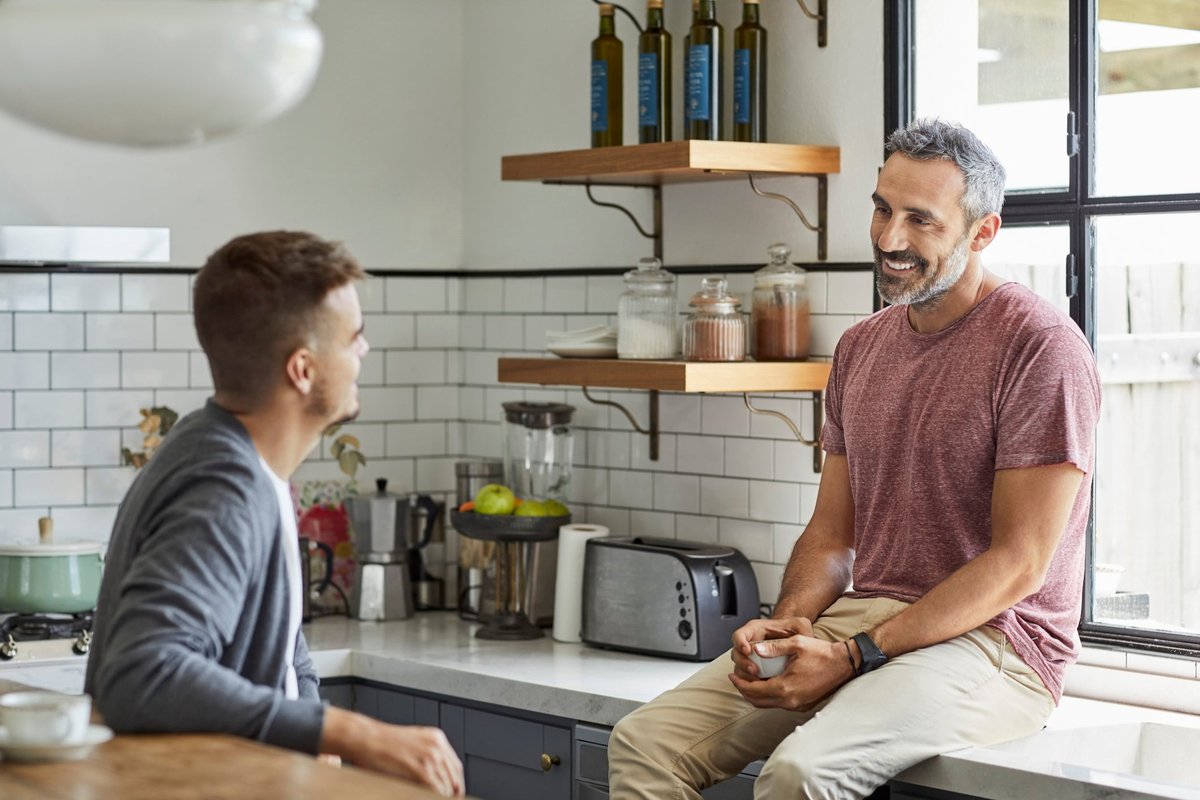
[683,276,746,361]
[617,257,677,359]
[750,243,810,361]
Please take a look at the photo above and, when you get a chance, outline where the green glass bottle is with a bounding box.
[591,4,623,148]
[638,0,672,143]
[686,0,723,141]
[683,0,698,130]
[733,0,766,142]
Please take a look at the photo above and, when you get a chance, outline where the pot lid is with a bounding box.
[0,540,104,556]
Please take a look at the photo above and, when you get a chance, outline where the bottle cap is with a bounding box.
[599,3,616,14]
[648,0,664,7]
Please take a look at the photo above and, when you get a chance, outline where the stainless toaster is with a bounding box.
[581,536,760,661]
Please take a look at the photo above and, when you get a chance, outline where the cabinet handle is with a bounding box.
[540,753,561,772]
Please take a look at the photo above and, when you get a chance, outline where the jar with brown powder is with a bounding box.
[683,276,746,361]
[750,243,810,361]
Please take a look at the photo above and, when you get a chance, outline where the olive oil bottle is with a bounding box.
[683,0,698,130]
[686,0,723,141]
[638,0,672,143]
[733,0,766,142]
[591,4,623,147]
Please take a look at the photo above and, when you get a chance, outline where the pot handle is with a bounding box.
[309,540,335,593]
[412,495,442,550]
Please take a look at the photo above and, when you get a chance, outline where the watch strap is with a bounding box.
[851,631,887,676]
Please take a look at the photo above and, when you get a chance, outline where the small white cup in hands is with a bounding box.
[748,642,789,679]
[0,690,92,746]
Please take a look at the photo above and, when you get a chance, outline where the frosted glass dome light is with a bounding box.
[0,0,324,147]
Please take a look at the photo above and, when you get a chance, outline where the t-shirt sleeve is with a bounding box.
[822,336,849,456]
[994,324,1101,473]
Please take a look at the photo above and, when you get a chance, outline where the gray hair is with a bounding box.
[885,118,1006,223]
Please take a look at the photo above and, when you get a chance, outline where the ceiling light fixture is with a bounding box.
[0,0,323,148]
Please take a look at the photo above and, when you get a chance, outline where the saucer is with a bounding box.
[547,342,618,358]
[0,723,113,762]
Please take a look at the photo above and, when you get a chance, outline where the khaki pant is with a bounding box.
[608,597,1055,800]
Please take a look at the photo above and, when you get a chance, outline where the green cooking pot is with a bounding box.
[0,541,104,614]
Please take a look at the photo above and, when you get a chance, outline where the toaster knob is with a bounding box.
[677,619,693,640]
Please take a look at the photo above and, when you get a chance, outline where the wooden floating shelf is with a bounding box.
[501,141,841,187]
[497,357,831,394]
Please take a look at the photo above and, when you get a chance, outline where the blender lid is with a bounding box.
[503,401,575,429]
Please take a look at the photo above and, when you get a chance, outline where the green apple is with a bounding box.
[543,499,570,517]
[474,483,516,515]
[514,499,550,517]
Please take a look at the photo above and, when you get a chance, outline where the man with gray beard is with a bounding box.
[608,119,1101,800]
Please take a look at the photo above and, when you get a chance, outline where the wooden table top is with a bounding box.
[0,681,452,800]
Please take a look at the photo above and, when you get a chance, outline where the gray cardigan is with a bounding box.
[85,400,324,753]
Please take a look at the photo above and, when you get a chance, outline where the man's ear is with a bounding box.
[285,348,315,396]
[970,212,1001,253]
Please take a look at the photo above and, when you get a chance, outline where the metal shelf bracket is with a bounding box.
[742,391,824,473]
[794,0,828,47]
[747,173,828,261]
[552,181,663,261]
[582,386,660,461]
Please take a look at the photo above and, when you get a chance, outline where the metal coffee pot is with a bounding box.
[344,479,442,620]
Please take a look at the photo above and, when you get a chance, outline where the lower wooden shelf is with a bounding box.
[496,357,831,394]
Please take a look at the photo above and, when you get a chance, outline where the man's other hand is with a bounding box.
[321,706,465,797]
[730,616,815,680]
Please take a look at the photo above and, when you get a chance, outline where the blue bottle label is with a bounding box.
[638,53,659,127]
[591,61,608,132]
[734,48,750,124]
[686,44,712,122]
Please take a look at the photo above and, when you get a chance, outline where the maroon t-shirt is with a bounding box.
[823,283,1101,702]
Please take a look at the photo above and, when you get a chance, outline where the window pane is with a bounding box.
[1093,212,1200,631]
[984,223,1070,313]
[913,0,1070,192]
[1095,2,1200,196]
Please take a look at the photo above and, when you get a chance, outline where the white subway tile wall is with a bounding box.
[0,270,871,606]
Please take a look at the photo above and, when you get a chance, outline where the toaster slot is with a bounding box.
[716,564,737,616]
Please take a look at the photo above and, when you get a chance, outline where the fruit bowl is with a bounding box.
[450,509,571,542]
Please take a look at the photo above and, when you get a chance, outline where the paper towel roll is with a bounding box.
[553,523,609,643]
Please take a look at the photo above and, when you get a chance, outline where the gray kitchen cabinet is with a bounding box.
[443,704,572,800]
[344,679,572,800]
[574,723,760,800]
[317,678,353,710]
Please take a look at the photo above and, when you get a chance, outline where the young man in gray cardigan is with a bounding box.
[85,231,464,797]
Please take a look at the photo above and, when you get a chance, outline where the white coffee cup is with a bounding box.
[0,691,92,746]
[748,643,790,679]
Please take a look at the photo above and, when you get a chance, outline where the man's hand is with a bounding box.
[320,706,465,797]
[730,616,815,680]
[729,634,856,710]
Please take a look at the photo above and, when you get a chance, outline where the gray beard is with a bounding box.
[875,233,971,312]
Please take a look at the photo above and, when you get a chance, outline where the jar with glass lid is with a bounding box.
[617,257,677,359]
[683,276,746,361]
[751,243,810,361]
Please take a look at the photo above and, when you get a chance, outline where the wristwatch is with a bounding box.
[851,632,888,676]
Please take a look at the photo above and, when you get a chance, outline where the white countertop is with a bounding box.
[305,612,1200,800]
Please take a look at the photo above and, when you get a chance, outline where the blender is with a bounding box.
[487,402,574,635]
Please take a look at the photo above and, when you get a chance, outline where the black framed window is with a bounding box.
[886,0,1200,656]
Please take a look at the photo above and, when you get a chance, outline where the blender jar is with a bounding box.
[501,402,575,501]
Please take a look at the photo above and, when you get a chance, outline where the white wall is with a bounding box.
[0,1,465,269]
[463,0,884,269]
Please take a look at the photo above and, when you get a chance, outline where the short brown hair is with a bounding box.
[193,231,365,407]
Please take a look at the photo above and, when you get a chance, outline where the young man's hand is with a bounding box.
[320,706,465,797]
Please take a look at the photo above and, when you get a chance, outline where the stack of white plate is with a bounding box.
[545,325,618,358]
